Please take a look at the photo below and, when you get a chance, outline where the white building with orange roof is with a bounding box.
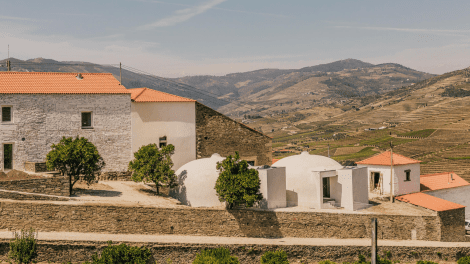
[129,88,197,170]
[357,151,421,196]
[0,72,131,172]
[420,172,470,218]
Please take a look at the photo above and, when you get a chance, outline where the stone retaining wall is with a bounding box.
[0,190,71,201]
[0,199,461,242]
[97,171,132,181]
[0,177,69,196]
[24,162,47,173]
[0,240,469,264]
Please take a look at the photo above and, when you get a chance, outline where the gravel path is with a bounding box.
[0,230,469,248]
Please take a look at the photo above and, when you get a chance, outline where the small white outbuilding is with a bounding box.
[169,153,225,207]
[256,166,287,209]
[273,151,370,210]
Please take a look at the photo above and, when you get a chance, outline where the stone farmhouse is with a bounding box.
[0,72,272,174]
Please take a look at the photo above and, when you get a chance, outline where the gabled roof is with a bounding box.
[396,192,465,212]
[420,172,470,192]
[356,151,421,166]
[129,88,196,102]
[0,72,129,94]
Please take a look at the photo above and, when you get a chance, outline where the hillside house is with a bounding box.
[357,151,421,196]
[130,88,272,169]
[0,72,131,173]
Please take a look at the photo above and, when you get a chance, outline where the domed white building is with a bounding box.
[169,153,225,207]
[274,152,370,210]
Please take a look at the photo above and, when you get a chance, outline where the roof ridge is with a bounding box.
[0,72,112,75]
[421,171,455,177]
[133,88,147,100]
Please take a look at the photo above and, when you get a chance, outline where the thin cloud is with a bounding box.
[334,25,470,35]
[133,0,288,19]
[137,0,226,30]
[0,15,36,22]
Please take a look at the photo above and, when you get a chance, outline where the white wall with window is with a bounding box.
[357,163,421,196]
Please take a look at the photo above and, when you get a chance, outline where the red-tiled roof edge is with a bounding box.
[421,171,456,177]
[130,87,196,102]
[0,72,114,75]
[356,151,421,165]
[130,88,146,101]
[396,193,465,212]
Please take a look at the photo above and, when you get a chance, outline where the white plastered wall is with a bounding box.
[357,163,420,196]
[131,101,196,170]
[258,167,286,209]
[425,185,470,219]
[329,167,369,211]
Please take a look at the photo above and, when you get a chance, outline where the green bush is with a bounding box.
[260,250,289,264]
[417,261,438,264]
[193,247,239,264]
[458,256,470,264]
[91,241,152,264]
[319,261,337,264]
[8,228,38,264]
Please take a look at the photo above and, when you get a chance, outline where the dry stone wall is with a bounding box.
[196,102,272,165]
[1,240,470,264]
[438,207,466,242]
[0,199,460,242]
[0,94,132,172]
[0,176,69,196]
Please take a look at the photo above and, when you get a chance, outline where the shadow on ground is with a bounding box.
[227,209,283,238]
[72,188,122,197]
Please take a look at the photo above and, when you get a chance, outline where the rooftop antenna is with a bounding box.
[7,44,10,72]
[120,62,122,85]
[390,141,394,203]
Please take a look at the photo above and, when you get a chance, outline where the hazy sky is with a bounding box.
[1,0,470,77]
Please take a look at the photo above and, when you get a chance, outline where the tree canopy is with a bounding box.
[46,136,105,195]
[215,152,262,209]
[128,143,177,195]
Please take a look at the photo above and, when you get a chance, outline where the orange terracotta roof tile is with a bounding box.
[396,192,465,211]
[356,151,421,166]
[420,172,470,192]
[272,158,280,164]
[129,87,196,102]
[0,72,129,94]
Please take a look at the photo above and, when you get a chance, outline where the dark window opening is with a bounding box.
[2,107,11,122]
[247,160,255,166]
[405,170,411,181]
[4,144,12,170]
[323,177,330,198]
[159,136,167,148]
[81,112,92,128]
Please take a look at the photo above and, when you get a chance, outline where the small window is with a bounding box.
[159,136,167,148]
[2,107,11,122]
[405,170,411,181]
[247,161,255,166]
[81,112,92,128]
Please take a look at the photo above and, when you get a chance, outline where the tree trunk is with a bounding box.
[156,184,160,195]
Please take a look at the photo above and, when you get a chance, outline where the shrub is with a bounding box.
[319,261,337,264]
[128,144,177,195]
[417,261,438,264]
[91,241,152,264]
[193,247,239,264]
[8,228,38,264]
[458,256,470,264]
[260,250,289,264]
[215,152,263,209]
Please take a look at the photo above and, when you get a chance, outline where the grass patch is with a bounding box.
[333,147,378,161]
[447,157,470,160]
[360,136,416,149]
[398,129,436,138]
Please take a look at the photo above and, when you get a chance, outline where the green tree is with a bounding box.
[193,248,239,264]
[8,228,38,264]
[46,136,105,195]
[128,144,177,195]
[261,250,289,264]
[215,152,263,209]
[90,241,152,264]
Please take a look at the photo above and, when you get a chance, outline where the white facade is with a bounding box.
[169,153,225,207]
[257,166,286,209]
[357,163,420,196]
[274,152,369,210]
[131,101,196,170]
[425,185,470,219]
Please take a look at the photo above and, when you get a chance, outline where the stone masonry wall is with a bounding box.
[196,102,272,165]
[0,94,131,172]
[24,162,47,173]
[0,199,455,241]
[1,240,470,264]
[438,207,466,242]
[0,176,69,196]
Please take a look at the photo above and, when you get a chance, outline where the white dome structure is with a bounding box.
[274,151,343,207]
[169,153,225,207]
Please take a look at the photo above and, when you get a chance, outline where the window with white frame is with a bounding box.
[81,112,93,129]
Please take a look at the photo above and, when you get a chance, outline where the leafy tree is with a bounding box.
[8,228,38,264]
[46,136,105,195]
[261,250,289,264]
[215,152,263,209]
[90,241,152,264]
[128,144,177,195]
[193,247,239,264]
